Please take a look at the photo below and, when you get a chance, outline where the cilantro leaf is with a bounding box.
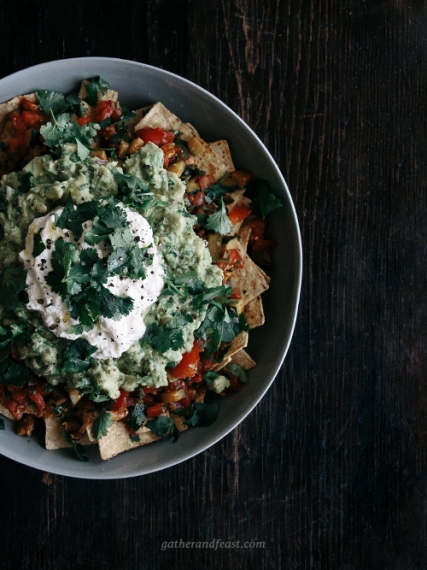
[55,195,98,240]
[32,231,45,257]
[146,415,178,440]
[45,238,81,297]
[83,76,110,107]
[226,362,248,382]
[251,181,282,219]
[92,408,113,440]
[184,403,219,428]
[62,338,97,374]
[206,197,232,235]
[40,112,99,154]
[63,432,88,462]
[142,323,184,353]
[204,176,235,200]
[126,403,147,431]
[0,263,28,309]
[36,90,69,115]
[1,361,32,387]
[99,286,134,321]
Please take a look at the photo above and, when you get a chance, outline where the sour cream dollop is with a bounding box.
[19,203,164,359]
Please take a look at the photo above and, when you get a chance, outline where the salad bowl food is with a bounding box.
[0,57,301,479]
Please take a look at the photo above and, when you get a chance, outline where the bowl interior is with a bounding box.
[0,57,302,479]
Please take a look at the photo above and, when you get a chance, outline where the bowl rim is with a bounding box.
[0,57,303,479]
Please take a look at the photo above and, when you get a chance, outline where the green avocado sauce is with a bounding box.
[0,142,222,400]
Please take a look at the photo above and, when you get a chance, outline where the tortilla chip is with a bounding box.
[78,80,118,102]
[0,93,38,136]
[225,239,270,305]
[133,102,198,141]
[194,387,207,404]
[44,416,94,450]
[244,296,265,328]
[0,403,13,420]
[230,348,256,370]
[187,136,229,182]
[97,420,159,460]
[210,140,235,173]
[238,224,252,253]
[211,357,231,372]
[227,331,249,357]
[44,416,70,450]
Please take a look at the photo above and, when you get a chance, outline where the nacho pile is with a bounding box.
[0,77,281,460]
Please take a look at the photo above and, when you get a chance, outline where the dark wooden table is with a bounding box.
[0,1,426,568]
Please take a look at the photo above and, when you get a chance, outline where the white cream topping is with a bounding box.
[19,203,164,359]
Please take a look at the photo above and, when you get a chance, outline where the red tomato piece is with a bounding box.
[228,204,251,225]
[21,98,40,112]
[146,403,165,418]
[135,126,174,146]
[198,174,213,190]
[169,340,200,379]
[93,99,117,123]
[187,190,205,207]
[28,390,45,413]
[21,111,45,129]
[77,116,91,126]
[110,388,129,413]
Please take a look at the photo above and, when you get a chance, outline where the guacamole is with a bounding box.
[0,141,222,400]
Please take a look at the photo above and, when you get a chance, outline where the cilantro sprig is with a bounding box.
[206,197,232,235]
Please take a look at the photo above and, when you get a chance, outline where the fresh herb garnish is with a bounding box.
[83,76,110,107]
[0,263,28,309]
[146,415,179,441]
[184,403,219,428]
[126,403,147,431]
[251,181,282,219]
[55,194,98,240]
[92,408,114,440]
[206,197,232,235]
[1,360,32,387]
[226,362,248,382]
[62,338,97,374]
[40,112,99,155]
[63,432,88,462]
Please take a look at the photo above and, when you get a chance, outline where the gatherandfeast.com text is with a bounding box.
[161,539,265,551]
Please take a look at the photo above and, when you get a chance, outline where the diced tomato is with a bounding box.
[198,174,213,190]
[8,135,28,157]
[100,124,117,140]
[230,288,242,300]
[146,403,165,418]
[93,99,116,123]
[228,204,251,225]
[135,126,174,146]
[187,190,205,207]
[77,115,91,126]
[21,98,40,112]
[7,400,25,421]
[247,218,266,241]
[216,248,244,272]
[10,111,26,133]
[28,389,45,413]
[110,388,129,413]
[169,340,200,379]
[10,389,29,406]
[161,141,177,167]
[187,371,203,386]
[178,396,192,409]
[143,386,158,394]
[21,111,45,129]
[111,106,122,121]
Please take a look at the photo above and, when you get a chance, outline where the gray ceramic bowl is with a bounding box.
[0,57,302,479]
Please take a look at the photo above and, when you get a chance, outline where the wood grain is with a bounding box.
[0,1,426,568]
